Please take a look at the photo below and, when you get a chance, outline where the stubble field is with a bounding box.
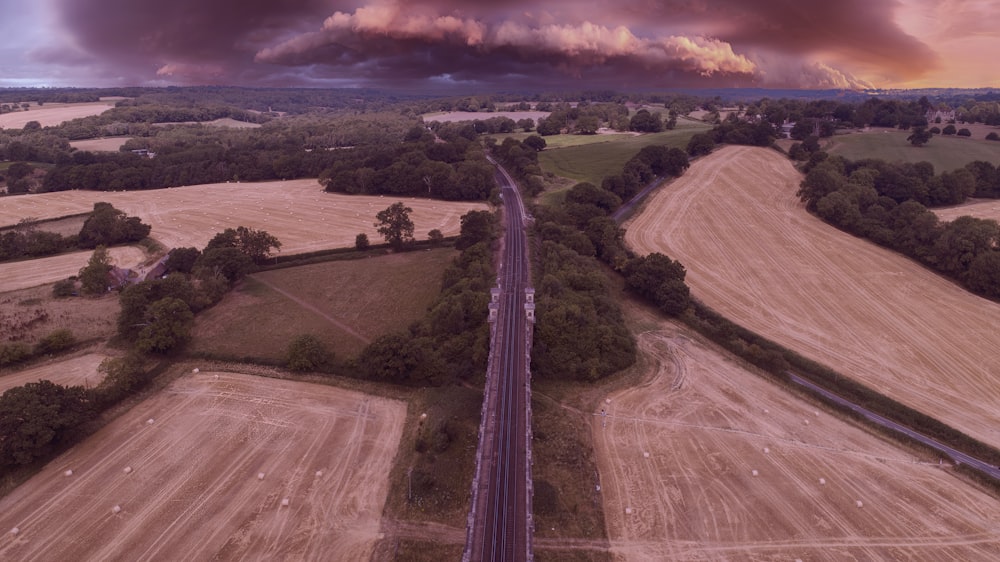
[0,102,115,129]
[934,198,1000,223]
[624,146,1000,451]
[0,353,107,393]
[0,371,405,561]
[0,246,147,292]
[595,307,1000,561]
[0,179,487,254]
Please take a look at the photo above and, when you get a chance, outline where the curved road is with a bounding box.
[464,157,534,562]
[789,374,1000,480]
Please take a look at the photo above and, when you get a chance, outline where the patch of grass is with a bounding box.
[538,125,711,187]
[827,129,1000,171]
[187,248,457,363]
[382,385,481,525]
[531,381,609,544]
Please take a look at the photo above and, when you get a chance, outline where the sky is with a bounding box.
[1,0,998,91]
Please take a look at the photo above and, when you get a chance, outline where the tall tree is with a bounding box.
[78,245,112,295]
[375,202,415,250]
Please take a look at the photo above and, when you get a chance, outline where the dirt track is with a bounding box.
[624,146,1000,450]
[594,308,1000,561]
[0,372,404,560]
[0,246,147,292]
[0,180,486,254]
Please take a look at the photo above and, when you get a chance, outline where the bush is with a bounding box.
[0,343,31,367]
[355,233,370,250]
[285,334,332,372]
[987,132,1000,141]
[957,128,972,137]
[52,278,76,298]
[34,329,76,355]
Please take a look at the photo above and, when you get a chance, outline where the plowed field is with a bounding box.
[624,146,1000,450]
[0,372,405,560]
[595,311,1000,561]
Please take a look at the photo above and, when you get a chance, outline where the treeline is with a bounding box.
[799,155,1000,298]
[601,145,690,203]
[36,114,439,194]
[320,126,495,200]
[356,210,498,384]
[0,202,150,262]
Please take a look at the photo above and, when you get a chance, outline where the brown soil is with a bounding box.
[0,371,405,560]
[624,145,1000,451]
[594,305,1000,561]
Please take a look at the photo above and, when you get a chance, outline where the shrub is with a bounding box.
[34,329,76,355]
[987,132,1000,141]
[52,278,76,298]
[285,334,332,372]
[957,128,972,137]
[355,233,370,250]
[0,343,31,367]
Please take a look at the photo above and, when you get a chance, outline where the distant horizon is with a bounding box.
[3,1,997,91]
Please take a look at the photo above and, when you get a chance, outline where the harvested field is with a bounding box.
[0,179,487,254]
[422,111,550,123]
[0,371,405,560]
[624,146,1000,450]
[0,353,107,393]
[0,102,115,129]
[189,248,456,360]
[595,308,1000,561]
[0,246,147,292]
[934,198,1000,223]
[0,285,118,347]
[69,137,129,152]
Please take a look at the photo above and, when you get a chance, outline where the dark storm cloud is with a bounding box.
[44,0,939,89]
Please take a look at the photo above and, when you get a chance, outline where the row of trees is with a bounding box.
[356,210,497,384]
[799,154,1000,298]
[0,203,150,263]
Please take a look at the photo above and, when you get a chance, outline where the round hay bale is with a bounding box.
[625,507,632,515]
[856,500,864,508]
[192,368,200,374]
[146,418,155,425]
[112,505,121,514]
[605,398,611,404]
[315,470,323,477]
[751,470,758,477]
[281,498,290,507]
[10,527,19,536]
[819,478,826,485]
[64,469,73,477]
[420,413,427,420]
[258,472,265,480]
[763,447,770,454]
[643,452,650,458]
[803,420,810,425]
[123,466,132,474]
[763,408,769,414]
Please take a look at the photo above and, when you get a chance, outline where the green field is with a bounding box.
[538,120,712,188]
[827,130,1000,171]
[188,248,457,363]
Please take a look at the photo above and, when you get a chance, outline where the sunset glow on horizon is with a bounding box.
[1,0,997,90]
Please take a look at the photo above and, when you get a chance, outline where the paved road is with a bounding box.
[464,157,533,562]
[789,373,1000,480]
